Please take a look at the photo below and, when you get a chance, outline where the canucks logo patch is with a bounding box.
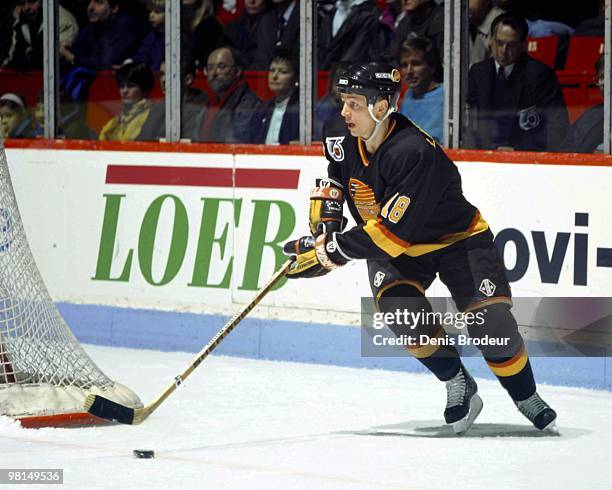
[325,136,345,162]
[349,178,380,222]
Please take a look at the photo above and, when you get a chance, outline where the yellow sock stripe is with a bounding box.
[375,280,426,301]
[486,345,529,377]
[406,326,445,359]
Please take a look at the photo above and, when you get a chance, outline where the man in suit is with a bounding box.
[251,0,299,69]
[466,12,568,151]
[317,0,382,70]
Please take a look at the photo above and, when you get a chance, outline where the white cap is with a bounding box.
[0,93,26,110]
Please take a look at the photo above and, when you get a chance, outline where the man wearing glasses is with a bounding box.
[199,46,261,143]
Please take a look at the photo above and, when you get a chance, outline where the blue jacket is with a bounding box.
[133,29,164,70]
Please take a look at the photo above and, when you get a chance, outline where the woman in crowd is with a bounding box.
[99,62,154,141]
[248,50,299,144]
[0,94,33,139]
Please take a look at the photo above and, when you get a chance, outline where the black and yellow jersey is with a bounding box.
[323,113,488,260]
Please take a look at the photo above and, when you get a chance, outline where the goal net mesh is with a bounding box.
[0,137,141,420]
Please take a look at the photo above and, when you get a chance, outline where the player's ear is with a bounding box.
[375,98,389,117]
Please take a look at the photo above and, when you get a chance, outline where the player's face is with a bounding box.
[340,94,376,139]
[490,24,524,66]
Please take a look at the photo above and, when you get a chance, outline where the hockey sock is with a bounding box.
[378,285,461,382]
[468,303,536,401]
[407,325,462,381]
[485,346,536,401]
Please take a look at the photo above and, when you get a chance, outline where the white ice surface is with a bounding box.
[1,345,611,490]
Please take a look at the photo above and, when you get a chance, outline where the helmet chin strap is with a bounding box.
[364,102,396,144]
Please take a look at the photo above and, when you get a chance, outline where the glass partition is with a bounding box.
[2,0,609,151]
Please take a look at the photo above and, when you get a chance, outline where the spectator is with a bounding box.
[199,46,261,142]
[132,0,166,70]
[8,0,79,71]
[58,87,98,139]
[248,49,299,144]
[398,36,444,144]
[492,0,599,30]
[32,91,45,137]
[33,88,98,139]
[466,12,569,151]
[314,61,350,141]
[560,54,604,153]
[182,0,224,70]
[468,0,504,66]
[379,0,406,35]
[61,0,147,71]
[317,0,382,70]
[99,62,154,141]
[390,0,444,61]
[0,3,15,68]
[252,0,299,69]
[137,59,208,141]
[0,94,33,139]
[223,0,270,70]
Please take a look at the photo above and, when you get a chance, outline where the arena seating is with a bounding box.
[0,34,603,134]
[527,36,559,68]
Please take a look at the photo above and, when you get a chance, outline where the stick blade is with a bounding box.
[85,393,135,425]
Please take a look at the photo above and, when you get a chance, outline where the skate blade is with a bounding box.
[542,420,559,434]
[452,394,483,436]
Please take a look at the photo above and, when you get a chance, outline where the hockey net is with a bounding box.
[0,137,141,427]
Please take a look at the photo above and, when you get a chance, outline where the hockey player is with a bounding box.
[283,61,556,435]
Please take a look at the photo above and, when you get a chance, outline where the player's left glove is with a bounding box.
[283,233,349,279]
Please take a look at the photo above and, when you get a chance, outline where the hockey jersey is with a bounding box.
[323,113,489,261]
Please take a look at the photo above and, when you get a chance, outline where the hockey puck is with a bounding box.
[133,449,155,459]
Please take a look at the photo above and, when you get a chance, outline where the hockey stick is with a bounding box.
[84,260,293,425]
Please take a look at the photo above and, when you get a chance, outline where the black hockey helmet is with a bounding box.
[336,61,402,109]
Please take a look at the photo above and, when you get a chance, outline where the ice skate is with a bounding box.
[515,392,557,432]
[444,366,483,435]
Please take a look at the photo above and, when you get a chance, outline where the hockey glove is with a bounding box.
[309,178,347,236]
[283,233,349,279]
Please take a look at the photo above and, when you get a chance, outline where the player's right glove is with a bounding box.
[309,178,346,236]
[283,233,348,279]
